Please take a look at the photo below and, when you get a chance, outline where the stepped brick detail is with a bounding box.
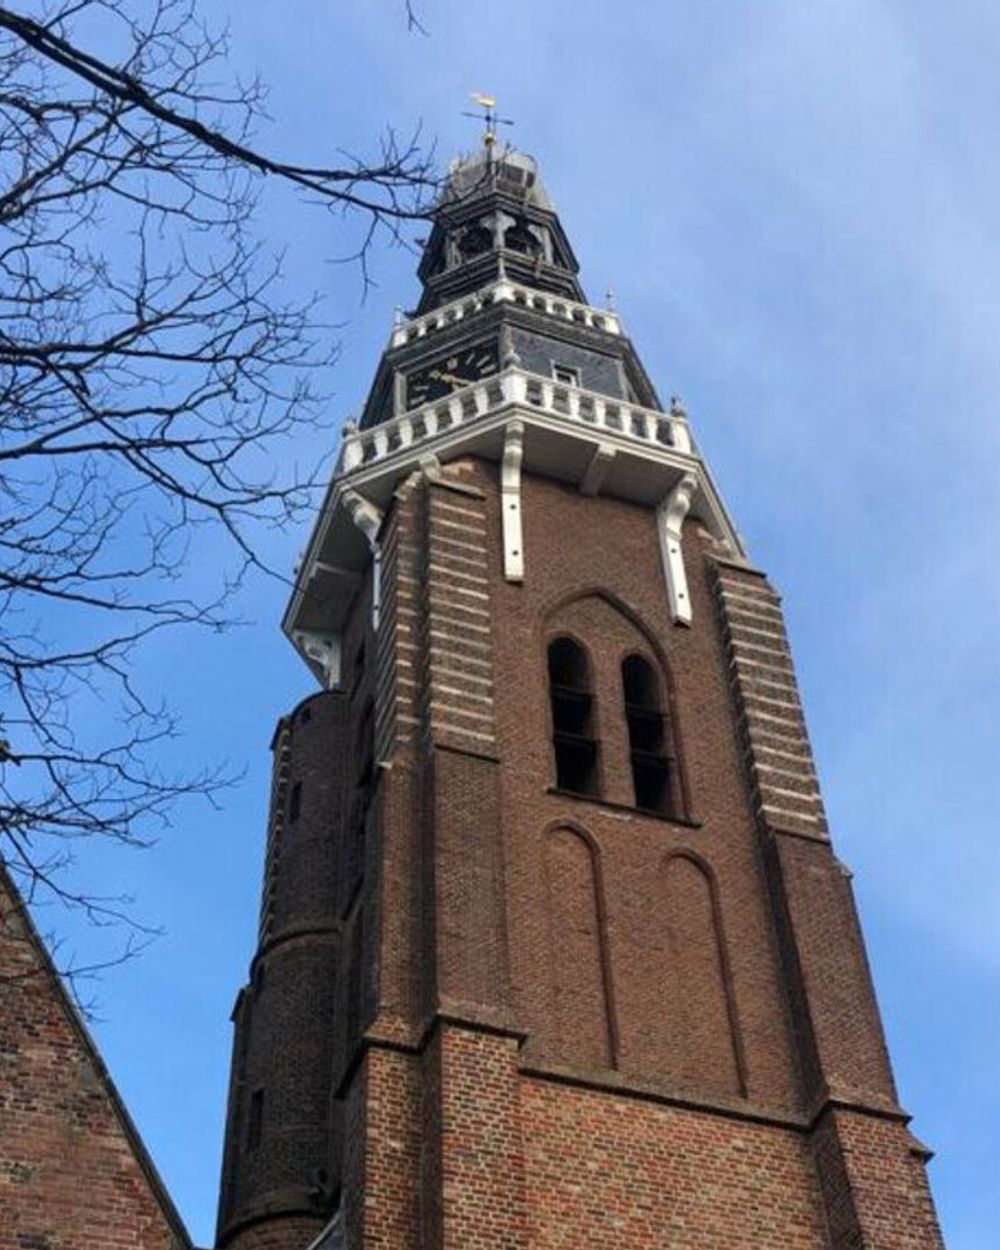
[420,478,498,756]
[712,564,829,840]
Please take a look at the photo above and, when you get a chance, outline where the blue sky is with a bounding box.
[51,3,998,1245]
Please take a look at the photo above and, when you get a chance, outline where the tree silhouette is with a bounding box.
[0,0,436,983]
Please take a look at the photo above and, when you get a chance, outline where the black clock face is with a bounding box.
[406,342,499,408]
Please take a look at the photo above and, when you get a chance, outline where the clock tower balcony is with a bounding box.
[389,275,623,354]
[283,364,744,686]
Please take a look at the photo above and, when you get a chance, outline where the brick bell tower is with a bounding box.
[215,137,944,1250]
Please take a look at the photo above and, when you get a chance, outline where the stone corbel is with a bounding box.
[342,488,384,630]
[501,419,525,582]
[657,472,698,626]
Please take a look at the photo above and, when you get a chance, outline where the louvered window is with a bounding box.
[548,637,600,797]
[622,655,673,815]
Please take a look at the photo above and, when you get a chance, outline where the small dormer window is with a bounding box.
[552,364,579,387]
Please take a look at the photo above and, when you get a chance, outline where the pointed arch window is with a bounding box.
[548,637,600,797]
[622,655,674,816]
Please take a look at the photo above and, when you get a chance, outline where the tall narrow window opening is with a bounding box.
[548,637,600,797]
[623,655,673,815]
[288,780,302,823]
[247,1088,264,1152]
[343,699,375,903]
[458,222,493,260]
[504,218,542,257]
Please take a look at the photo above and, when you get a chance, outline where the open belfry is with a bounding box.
[214,135,944,1250]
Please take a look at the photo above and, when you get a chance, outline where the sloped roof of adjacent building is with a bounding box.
[0,864,192,1250]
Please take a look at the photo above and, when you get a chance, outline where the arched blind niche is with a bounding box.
[622,654,673,816]
[548,637,600,798]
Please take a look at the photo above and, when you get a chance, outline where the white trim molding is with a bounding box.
[658,472,698,626]
[291,631,342,690]
[343,488,384,630]
[501,419,525,582]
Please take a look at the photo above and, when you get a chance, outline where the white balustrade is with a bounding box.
[389,278,622,349]
[336,368,694,479]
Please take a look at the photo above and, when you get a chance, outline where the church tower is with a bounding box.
[215,139,944,1250]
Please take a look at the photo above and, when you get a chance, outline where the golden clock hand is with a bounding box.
[430,369,468,389]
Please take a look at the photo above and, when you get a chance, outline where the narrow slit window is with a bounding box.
[344,699,375,897]
[548,637,600,798]
[288,781,302,823]
[622,655,673,816]
[247,1088,264,1152]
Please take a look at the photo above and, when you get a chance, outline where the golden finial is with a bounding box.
[463,92,514,151]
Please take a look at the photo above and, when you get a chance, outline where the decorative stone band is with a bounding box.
[389,276,622,351]
[340,366,691,477]
[711,563,829,841]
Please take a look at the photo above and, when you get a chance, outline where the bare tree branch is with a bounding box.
[0,0,440,1000]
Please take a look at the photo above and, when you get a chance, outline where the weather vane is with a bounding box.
[462,91,514,151]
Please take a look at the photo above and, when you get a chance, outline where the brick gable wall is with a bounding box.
[0,868,189,1250]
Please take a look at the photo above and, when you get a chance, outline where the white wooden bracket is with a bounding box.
[501,419,525,582]
[657,473,698,626]
[580,442,617,496]
[292,631,342,689]
[342,488,384,630]
[342,488,383,547]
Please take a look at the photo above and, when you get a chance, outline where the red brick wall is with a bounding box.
[218,453,942,1249]
[521,1078,828,1249]
[0,870,188,1250]
[350,457,943,1249]
[811,1108,945,1249]
[484,465,804,1115]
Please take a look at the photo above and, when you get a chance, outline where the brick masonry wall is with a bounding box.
[351,455,943,1249]
[521,1077,829,1250]
[0,869,188,1250]
[219,451,943,1249]
[425,1026,527,1250]
[219,691,354,1247]
[811,1107,944,1249]
[485,464,804,1116]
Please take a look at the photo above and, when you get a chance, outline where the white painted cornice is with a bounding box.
[283,367,746,683]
